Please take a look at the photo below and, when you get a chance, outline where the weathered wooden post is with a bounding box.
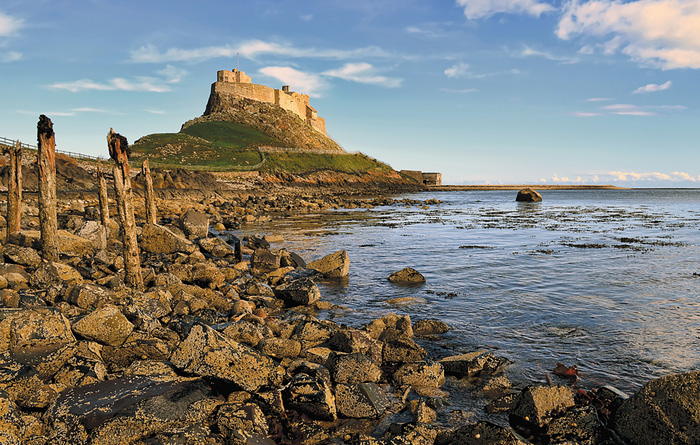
[37,115,59,261]
[142,158,157,225]
[4,140,22,242]
[97,161,110,228]
[108,128,143,290]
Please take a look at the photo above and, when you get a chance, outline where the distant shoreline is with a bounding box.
[428,184,627,191]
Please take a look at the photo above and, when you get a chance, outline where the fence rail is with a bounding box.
[0,135,107,161]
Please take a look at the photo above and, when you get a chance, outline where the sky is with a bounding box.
[1,0,699,186]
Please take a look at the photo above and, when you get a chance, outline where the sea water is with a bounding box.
[243,189,700,394]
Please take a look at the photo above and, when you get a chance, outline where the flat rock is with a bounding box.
[72,305,134,346]
[274,277,321,306]
[327,352,382,384]
[140,223,197,255]
[170,324,279,392]
[509,385,575,427]
[394,361,445,389]
[0,307,76,357]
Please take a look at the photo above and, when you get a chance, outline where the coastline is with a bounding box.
[428,184,627,191]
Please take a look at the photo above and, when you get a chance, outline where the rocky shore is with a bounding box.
[0,168,698,444]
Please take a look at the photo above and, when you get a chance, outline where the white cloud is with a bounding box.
[131,40,389,63]
[322,62,402,88]
[602,103,657,115]
[71,107,108,113]
[518,46,579,63]
[49,77,171,93]
[158,65,188,84]
[1,51,22,62]
[608,171,672,181]
[456,0,555,19]
[585,97,612,102]
[557,0,700,69]
[145,109,167,115]
[259,66,326,97]
[445,62,471,78]
[632,80,672,94]
[571,111,602,117]
[0,12,23,36]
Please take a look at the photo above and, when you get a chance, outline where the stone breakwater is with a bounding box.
[0,192,698,444]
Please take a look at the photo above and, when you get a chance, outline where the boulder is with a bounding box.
[65,283,113,311]
[197,236,235,258]
[216,402,269,440]
[292,318,338,349]
[614,371,700,445]
[2,244,41,268]
[58,230,96,256]
[274,278,321,306]
[509,385,575,427]
[439,351,510,378]
[413,319,451,336]
[179,209,209,239]
[516,188,543,202]
[30,261,84,288]
[435,421,526,445]
[72,305,134,346]
[44,376,212,444]
[308,250,350,278]
[394,361,445,389]
[545,406,604,444]
[0,393,25,444]
[250,249,282,273]
[328,329,383,365]
[0,307,76,356]
[388,267,426,284]
[76,221,107,251]
[140,223,197,254]
[284,372,337,421]
[170,324,278,392]
[221,320,271,348]
[327,352,382,384]
[257,337,301,359]
[335,383,390,419]
[383,337,426,364]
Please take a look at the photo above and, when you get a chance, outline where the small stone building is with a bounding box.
[400,170,442,186]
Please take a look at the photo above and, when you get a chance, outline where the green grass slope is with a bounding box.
[131,121,278,170]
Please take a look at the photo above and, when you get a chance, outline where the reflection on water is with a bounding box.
[242,189,700,393]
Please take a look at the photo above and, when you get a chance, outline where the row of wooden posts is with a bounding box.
[3,115,159,291]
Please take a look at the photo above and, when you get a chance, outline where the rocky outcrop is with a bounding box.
[516,188,543,202]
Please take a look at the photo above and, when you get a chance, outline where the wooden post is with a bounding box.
[4,140,22,242]
[108,128,143,290]
[142,158,157,225]
[97,161,110,228]
[37,115,59,261]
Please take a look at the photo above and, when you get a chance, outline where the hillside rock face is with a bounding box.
[193,96,343,153]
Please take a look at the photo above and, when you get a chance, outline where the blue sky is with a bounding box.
[1,0,699,186]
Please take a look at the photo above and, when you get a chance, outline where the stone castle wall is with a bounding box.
[213,69,326,135]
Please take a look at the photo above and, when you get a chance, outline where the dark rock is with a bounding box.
[245,235,270,251]
[280,250,306,268]
[197,236,236,258]
[382,336,426,364]
[0,307,76,358]
[291,317,339,349]
[328,329,383,365]
[388,267,426,284]
[44,376,212,444]
[281,268,323,283]
[216,402,269,440]
[335,383,390,419]
[250,248,281,273]
[308,250,350,278]
[515,188,542,202]
[274,277,321,306]
[169,324,279,392]
[435,420,525,445]
[3,244,41,268]
[440,351,510,378]
[545,405,604,444]
[65,283,113,310]
[284,372,337,421]
[614,371,700,445]
[179,209,209,239]
[413,319,451,336]
[509,385,575,428]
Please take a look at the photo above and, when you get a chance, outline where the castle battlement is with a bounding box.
[213,69,326,135]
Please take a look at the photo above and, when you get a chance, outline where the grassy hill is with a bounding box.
[131,121,278,170]
[131,119,395,175]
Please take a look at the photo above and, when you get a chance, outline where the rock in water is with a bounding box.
[516,188,543,202]
[308,250,350,278]
[388,267,426,284]
[614,371,700,444]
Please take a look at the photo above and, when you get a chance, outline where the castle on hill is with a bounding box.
[213,69,326,135]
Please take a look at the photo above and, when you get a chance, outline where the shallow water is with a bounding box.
[243,189,700,394]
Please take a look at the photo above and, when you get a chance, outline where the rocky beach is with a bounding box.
[0,155,698,445]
